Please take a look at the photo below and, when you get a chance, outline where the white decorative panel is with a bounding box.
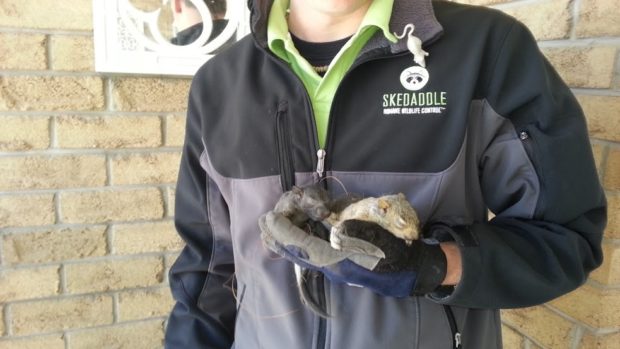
[93,0,250,76]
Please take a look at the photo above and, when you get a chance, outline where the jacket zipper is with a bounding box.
[263,53,329,349]
[275,101,295,191]
[264,47,411,349]
[443,305,462,349]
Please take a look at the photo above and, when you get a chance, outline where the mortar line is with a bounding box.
[3,304,11,336]
[0,27,93,36]
[0,70,102,77]
[106,224,115,256]
[59,264,68,294]
[571,326,585,349]
[599,145,610,185]
[613,49,620,89]
[106,153,113,187]
[570,0,582,40]
[571,88,620,97]
[54,191,62,225]
[105,77,114,112]
[492,0,545,11]
[161,115,168,147]
[0,111,186,117]
[112,292,120,323]
[538,38,620,47]
[0,146,182,157]
[49,115,57,149]
[0,218,176,237]
[163,186,171,218]
[64,329,70,349]
[1,284,173,307]
[0,237,4,268]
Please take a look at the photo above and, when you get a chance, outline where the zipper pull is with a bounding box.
[316,149,326,178]
[455,332,462,349]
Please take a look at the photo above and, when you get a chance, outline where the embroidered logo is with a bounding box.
[400,66,429,91]
[384,24,446,116]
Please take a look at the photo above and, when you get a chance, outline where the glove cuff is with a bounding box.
[410,243,447,295]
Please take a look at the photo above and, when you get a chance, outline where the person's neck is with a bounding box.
[287,0,372,42]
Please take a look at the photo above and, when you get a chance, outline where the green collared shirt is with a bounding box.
[268,0,397,148]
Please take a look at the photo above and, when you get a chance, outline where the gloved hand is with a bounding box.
[331,220,448,296]
[259,211,448,297]
[259,211,387,272]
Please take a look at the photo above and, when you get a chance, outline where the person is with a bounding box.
[170,0,228,45]
[165,0,607,348]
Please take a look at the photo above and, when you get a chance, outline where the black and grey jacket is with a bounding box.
[165,0,606,348]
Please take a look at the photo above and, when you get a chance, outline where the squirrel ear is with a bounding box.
[378,198,389,214]
[292,186,303,197]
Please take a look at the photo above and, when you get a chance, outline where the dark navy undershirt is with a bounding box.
[290,33,351,75]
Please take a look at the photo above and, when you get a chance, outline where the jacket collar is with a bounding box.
[247,0,443,53]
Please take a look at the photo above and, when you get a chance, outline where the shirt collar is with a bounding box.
[267,0,396,53]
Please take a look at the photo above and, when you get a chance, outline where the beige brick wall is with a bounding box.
[0,1,184,346]
[0,1,617,348]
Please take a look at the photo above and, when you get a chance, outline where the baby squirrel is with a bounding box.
[325,193,420,245]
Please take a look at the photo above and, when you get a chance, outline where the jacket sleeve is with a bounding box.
[432,20,606,309]
[165,71,236,348]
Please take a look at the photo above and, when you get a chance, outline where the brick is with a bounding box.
[0,76,104,111]
[56,115,162,149]
[60,188,164,224]
[580,331,620,349]
[118,288,174,321]
[501,0,572,40]
[3,226,107,265]
[49,35,94,71]
[0,33,46,70]
[501,325,523,349]
[607,194,620,239]
[501,306,575,349]
[166,114,186,147]
[69,320,164,349]
[112,78,190,112]
[550,284,620,329]
[65,257,164,294]
[543,47,617,89]
[0,116,50,151]
[577,95,620,142]
[0,155,106,191]
[591,242,620,286]
[0,194,54,228]
[0,335,65,349]
[577,0,620,38]
[0,266,59,302]
[604,148,620,190]
[113,221,183,255]
[111,152,181,185]
[0,0,92,30]
[10,295,113,335]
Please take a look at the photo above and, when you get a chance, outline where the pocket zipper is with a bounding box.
[275,101,295,191]
[443,305,462,349]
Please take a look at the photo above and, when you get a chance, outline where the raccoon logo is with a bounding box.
[400,66,429,91]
